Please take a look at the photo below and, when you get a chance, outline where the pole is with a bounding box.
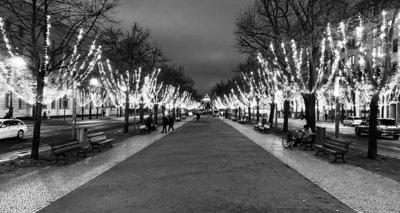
[335,97,340,138]
[72,81,77,139]
[275,103,278,128]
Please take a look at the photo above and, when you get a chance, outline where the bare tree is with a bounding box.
[101,23,166,132]
[234,0,349,131]
[0,0,118,160]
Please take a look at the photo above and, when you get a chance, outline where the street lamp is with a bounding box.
[334,77,340,138]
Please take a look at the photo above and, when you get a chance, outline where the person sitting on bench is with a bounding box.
[293,125,313,148]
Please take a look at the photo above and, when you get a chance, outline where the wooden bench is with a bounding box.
[239,117,247,124]
[314,138,352,163]
[253,122,262,130]
[87,132,114,152]
[259,123,271,134]
[138,125,148,134]
[50,140,88,163]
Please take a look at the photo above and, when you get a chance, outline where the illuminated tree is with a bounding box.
[0,0,117,159]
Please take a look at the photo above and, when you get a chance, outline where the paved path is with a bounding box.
[40,117,352,212]
[224,118,400,213]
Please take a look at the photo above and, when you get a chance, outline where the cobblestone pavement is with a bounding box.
[40,117,351,212]
[0,119,190,213]
[223,118,400,213]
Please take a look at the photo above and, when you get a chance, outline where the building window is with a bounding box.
[18,99,22,109]
[51,100,56,109]
[5,94,11,108]
[393,39,398,53]
[348,55,355,65]
[18,25,24,37]
[392,61,398,75]
[65,98,69,109]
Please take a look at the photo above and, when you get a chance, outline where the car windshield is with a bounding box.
[379,119,396,126]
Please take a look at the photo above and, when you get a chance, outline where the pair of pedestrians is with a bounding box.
[161,114,175,133]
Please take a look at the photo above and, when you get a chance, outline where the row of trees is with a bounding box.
[212,0,400,159]
[0,0,200,160]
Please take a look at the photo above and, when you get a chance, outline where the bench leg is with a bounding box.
[330,154,337,163]
[340,154,347,163]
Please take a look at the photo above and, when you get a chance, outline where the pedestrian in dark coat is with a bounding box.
[161,114,168,133]
[168,115,175,132]
[146,114,154,133]
[196,112,200,122]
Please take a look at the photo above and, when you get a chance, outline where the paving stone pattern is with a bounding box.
[0,120,189,213]
[224,118,400,213]
[40,117,352,213]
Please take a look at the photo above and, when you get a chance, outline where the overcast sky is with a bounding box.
[116,0,252,94]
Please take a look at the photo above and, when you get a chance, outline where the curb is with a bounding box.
[0,145,51,164]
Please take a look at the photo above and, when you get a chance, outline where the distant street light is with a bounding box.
[8,56,26,70]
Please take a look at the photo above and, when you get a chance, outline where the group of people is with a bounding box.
[287,125,313,148]
[145,113,175,133]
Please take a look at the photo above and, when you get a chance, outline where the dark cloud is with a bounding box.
[116,0,252,94]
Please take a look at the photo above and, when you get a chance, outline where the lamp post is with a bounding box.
[334,77,340,138]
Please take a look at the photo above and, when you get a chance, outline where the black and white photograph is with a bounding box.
[1,0,400,212]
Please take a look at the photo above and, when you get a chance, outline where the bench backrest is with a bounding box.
[50,141,79,151]
[87,132,105,138]
[258,123,262,126]
[323,140,351,151]
[89,135,107,143]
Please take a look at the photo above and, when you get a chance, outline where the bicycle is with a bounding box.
[282,129,299,149]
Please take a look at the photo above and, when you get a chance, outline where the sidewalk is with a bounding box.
[0,119,191,213]
[223,118,400,213]
[39,117,351,212]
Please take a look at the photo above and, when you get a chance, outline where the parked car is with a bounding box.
[0,119,28,140]
[355,118,400,139]
[343,116,363,127]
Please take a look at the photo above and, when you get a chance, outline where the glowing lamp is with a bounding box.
[90,78,99,86]
[9,56,26,69]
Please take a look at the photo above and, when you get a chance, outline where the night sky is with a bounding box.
[116,0,252,94]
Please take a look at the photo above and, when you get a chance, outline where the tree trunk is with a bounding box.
[303,93,316,132]
[139,104,144,124]
[123,92,129,133]
[161,105,166,116]
[283,100,290,132]
[81,106,84,120]
[268,103,275,125]
[248,106,251,123]
[154,104,158,125]
[368,92,379,159]
[238,107,241,120]
[31,74,44,160]
[172,107,176,120]
[256,99,260,123]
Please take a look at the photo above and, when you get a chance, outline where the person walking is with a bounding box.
[161,114,168,133]
[168,115,175,132]
[196,111,200,122]
[146,113,154,133]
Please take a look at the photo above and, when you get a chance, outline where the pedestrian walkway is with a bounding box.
[0,119,189,213]
[223,118,400,213]
[39,117,351,212]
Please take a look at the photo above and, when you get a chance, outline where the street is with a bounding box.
[0,117,137,154]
